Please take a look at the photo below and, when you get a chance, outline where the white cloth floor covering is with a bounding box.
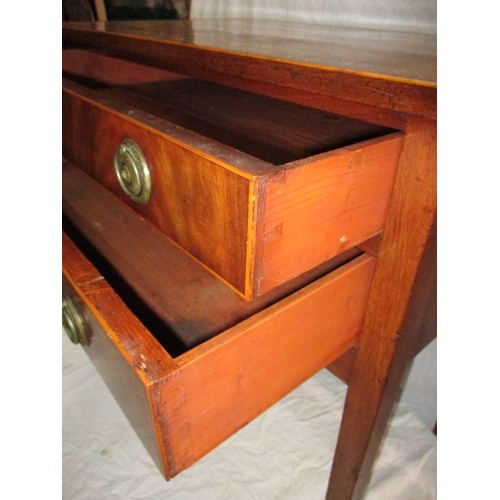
[62,334,436,499]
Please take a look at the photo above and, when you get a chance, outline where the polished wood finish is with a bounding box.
[63,49,177,85]
[63,82,252,295]
[63,64,402,298]
[62,19,436,499]
[63,50,395,165]
[62,20,436,118]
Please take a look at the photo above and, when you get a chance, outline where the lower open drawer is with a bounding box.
[62,163,376,479]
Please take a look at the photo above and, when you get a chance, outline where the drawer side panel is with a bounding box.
[153,254,375,477]
[255,134,403,295]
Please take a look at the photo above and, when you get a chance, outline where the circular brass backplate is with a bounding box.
[62,291,88,345]
[114,139,152,205]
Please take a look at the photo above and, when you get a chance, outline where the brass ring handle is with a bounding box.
[114,139,152,205]
[62,291,88,345]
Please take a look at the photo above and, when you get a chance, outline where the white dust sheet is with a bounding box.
[62,334,436,499]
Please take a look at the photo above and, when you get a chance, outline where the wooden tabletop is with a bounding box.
[63,19,436,119]
[63,19,435,84]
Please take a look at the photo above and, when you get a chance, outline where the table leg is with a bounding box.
[327,220,436,499]
[326,118,436,499]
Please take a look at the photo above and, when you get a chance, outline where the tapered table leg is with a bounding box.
[326,118,436,499]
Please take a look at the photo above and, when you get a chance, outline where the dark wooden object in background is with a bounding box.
[62,0,95,21]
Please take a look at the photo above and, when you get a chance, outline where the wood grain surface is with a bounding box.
[63,85,253,295]
[326,117,436,500]
[63,49,395,165]
[255,133,403,295]
[155,253,375,477]
[62,20,436,118]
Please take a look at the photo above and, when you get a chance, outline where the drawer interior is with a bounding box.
[63,49,395,166]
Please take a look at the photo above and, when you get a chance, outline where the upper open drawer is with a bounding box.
[63,49,402,299]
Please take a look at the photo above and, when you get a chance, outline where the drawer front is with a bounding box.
[62,233,175,474]
[63,80,400,299]
[63,231,375,479]
[63,88,253,296]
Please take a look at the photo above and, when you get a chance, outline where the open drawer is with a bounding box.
[62,160,376,479]
[62,49,401,299]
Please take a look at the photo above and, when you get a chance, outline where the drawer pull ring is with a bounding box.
[62,292,88,345]
[114,139,152,205]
